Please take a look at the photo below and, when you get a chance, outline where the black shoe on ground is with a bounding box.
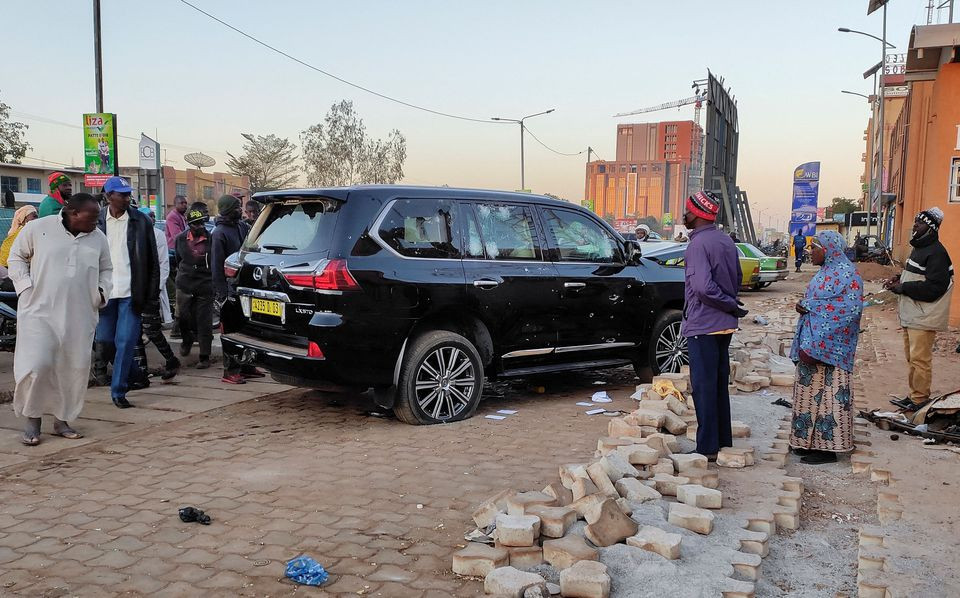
[128,377,150,391]
[196,356,210,370]
[179,342,192,357]
[902,400,929,413]
[112,396,134,409]
[161,358,181,381]
[801,451,837,464]
[889,397,913,409]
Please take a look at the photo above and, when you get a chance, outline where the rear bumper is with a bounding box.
[221,332,350,387]
[759,270,788,282]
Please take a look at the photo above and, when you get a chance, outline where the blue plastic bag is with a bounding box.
[285,555,329,586]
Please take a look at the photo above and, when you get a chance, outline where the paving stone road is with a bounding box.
[0,366,628,597]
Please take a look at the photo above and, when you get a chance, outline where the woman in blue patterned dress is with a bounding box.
[789,231,864,464]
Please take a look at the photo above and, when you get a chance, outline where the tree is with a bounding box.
[830,196,859,215]
[0,92,29,164]
[300,100,406,186]
[642,215,662,234]
[225,133,299,192]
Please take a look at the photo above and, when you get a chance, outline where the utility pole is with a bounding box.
[519,122,526,191]
[587,146,593,164]
[871,4,888,243]
[94,0,104,112]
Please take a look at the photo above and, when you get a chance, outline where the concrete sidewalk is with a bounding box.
[0,341,290,472]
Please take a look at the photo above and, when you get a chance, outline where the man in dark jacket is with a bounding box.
[94,177,160,408]
[793,229,806,272]
[176,203,214,369]
[211,195,263,384]
[682,190,747,458]
[887,208,954,412]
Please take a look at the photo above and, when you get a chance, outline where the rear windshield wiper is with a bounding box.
[260,243,297,254]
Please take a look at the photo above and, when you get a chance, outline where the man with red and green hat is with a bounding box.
[682,190,748,460]
[37,172,74,218]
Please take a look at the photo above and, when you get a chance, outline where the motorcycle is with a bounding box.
[0,291,16,352]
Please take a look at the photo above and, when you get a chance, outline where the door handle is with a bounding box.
[564,282,587,289]
[473,279,500,288]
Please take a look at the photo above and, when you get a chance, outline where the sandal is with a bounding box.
[53,424,84,440]
[20,432,40,446]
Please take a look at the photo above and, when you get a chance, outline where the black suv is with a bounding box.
[220,186,687,425]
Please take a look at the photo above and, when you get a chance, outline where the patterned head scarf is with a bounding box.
[790,230,863,372]
[48,172,71,204]
[5,205,37,240]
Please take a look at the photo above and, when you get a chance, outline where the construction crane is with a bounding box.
[613,91,707,125]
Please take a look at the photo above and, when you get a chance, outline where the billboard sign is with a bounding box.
[790,162,820,236]
[83,113,118,178]
[139,134,159,171]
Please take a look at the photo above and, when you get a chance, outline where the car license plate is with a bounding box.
[251,298,282,317]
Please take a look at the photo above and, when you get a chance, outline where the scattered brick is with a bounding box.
[668,503,715,535]
[559,559,611,598]
[583,499,638,547]
[677,484,723,509]
[626,525,682,560]
[484,566,547,597]
[542,535,598,570]
[453,543,509,577]
[495,514,541,547]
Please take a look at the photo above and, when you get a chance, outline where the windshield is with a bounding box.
[244,199,341,254]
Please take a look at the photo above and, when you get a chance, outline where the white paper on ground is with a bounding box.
[485,415,507,420]
[592,391,612,403]
[497,410,518,415]
[576,402,595,407]
[585,408,606,415]
[593,381,607,385]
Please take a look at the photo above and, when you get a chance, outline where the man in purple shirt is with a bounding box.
[682,191,748,458]
[164,195,188,250]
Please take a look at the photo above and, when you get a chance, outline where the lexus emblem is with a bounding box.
[252,267,263,282]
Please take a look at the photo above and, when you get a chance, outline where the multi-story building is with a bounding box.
[120,166,250,215]
[585,121,702,232]
[885,23,960,326]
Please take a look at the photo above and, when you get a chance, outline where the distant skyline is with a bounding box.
[3,0,942,230]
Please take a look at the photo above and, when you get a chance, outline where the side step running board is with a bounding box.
[499,358,632,378]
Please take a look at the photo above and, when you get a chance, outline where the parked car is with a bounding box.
[219,186,689,424]
[642,241,761,290]
[736,243,788,289]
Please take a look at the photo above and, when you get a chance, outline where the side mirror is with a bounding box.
[624,240,643,264]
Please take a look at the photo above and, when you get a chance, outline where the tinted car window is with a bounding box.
[244,200,340,254]
[378,199,460,259]
[470,204,541,260]
[541,208,622,263]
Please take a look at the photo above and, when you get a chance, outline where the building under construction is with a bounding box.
[587,71,756,241]
[584,120,701,234]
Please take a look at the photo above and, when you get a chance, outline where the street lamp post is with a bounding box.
[93,0,104,112]
[839,21,894,242]
[492,109,555,191]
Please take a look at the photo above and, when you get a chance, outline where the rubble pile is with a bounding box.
[727,304,801,392]
[453,371,762,598]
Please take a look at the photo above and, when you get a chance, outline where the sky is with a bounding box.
[2,0,941,230]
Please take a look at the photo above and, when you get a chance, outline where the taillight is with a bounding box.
[307,342,325,358]
[224,264,239,277]
[282,259,359,291]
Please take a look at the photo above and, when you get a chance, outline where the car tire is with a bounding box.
[645,309,688,375]
[394,330,484,425]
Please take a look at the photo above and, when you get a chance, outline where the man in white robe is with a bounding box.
[8,193,112,445]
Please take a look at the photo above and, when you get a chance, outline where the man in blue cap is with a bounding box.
[93,176,159,408]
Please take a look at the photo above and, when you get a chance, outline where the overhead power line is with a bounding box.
[11,110,229,156]
[176,0,505,125]
[524,126,585,157]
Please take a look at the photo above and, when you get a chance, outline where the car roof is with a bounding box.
[251,185,576,208]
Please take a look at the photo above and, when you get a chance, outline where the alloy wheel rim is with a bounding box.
[654,321,689,373]
[415,346,476,420]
